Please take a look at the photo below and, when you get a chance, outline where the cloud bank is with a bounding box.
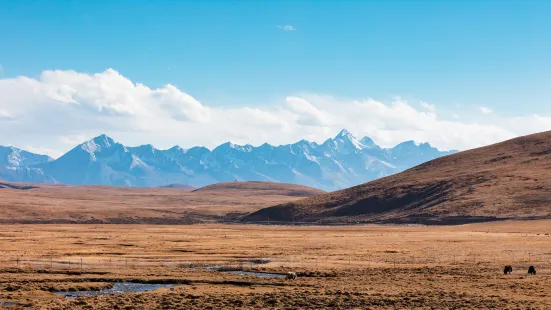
[1,69,550,157]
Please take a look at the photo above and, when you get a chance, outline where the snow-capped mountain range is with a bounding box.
[0,130,456,191]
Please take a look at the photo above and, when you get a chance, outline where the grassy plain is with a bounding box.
[2,220,551,309]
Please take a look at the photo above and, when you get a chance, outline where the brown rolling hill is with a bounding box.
[193,181,324,197]
[0,181,323,224]
[244,131,551,225]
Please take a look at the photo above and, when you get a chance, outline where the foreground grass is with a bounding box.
[1,221,551,309]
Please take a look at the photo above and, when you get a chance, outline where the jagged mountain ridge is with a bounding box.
[0,146,53,167]
[0,130,455,190]
[0,146,54,183]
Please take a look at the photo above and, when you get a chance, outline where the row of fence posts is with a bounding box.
[4,253,545,271]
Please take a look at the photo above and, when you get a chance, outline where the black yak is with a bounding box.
[286,272,297,280]
[503,265,513,274]
[528,266,536,275]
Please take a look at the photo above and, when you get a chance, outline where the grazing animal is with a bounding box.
[503,265,513,274]
[286,272,297,280]
[528,266,536,275]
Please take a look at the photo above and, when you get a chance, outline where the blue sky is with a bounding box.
[1,0,551,156]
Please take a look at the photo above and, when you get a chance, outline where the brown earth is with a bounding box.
[246,130,551,224]
[1,221,551,309]
[192,181,323,197]
[0,181,323,224]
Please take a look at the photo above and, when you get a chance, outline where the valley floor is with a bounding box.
[1,221,551,309]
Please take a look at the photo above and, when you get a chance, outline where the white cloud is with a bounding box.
[277,25,296,31]
[0,69,550,157]
[508,114,551,136]
[23,146,62,159]
[285,96,333,126]
[479,106,493,114]
[0,110,14,121]
[420,101,436,112]
[61,135,88,146]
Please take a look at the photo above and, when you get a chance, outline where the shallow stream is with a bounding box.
[55,282,175,299]
[225,270,287,278]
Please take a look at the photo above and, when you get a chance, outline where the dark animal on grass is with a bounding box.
[503,265,513,274]
[286,272,297,280]
[528,266,536,275]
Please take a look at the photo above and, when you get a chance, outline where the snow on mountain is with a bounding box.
[0,130,456,190]
[39,134,154,186]
[0,146,53,167]
[0,146,54,183]
[360,136,377,148]
[127,144,184,174]
[331,129,367,154]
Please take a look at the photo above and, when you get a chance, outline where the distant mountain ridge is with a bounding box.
[0,146,53,167]
[0,130,455,191]
[0,146,54,183]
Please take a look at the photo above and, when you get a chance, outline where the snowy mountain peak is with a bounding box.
[360,137,377,148]
[336,129,354,139]
[258,142,274,150]
[169,145,184,152]
[141,144,156,153]
[331,129,366,153]
[394,140,431,149]
[79,134,128,161]
[92,134,115,146]
[187,146,209,153]
[215,141,233,150]
[81,134,118,153]
[215,142,252,152]
[296,139,316,146]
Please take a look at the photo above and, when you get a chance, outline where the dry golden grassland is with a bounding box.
[2,220,551,309]
[0,182,323,224]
